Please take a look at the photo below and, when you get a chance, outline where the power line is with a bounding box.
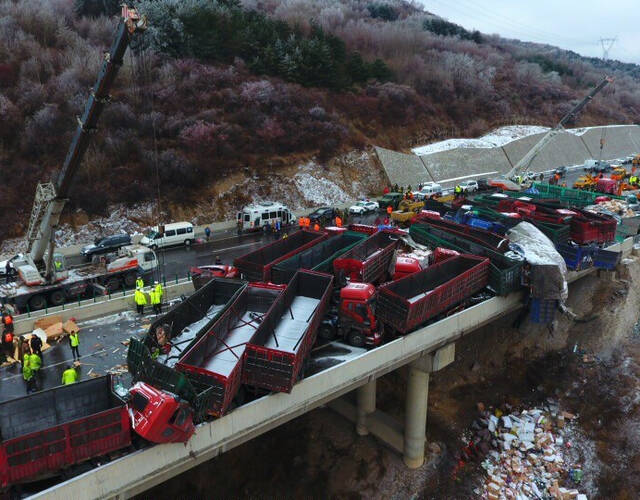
[599,37,617,60]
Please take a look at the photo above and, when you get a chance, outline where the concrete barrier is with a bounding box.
[579,125,640,160]
[501,131,592,173]
[13,279,195,335]
[374,146,428,187]
[418,147,512,182]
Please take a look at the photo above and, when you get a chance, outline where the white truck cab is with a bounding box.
[237,202,296,230]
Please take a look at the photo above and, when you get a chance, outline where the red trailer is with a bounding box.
[376,254,490,334]
[413,215,510,253]
[0,376,130,487]
[333,231,401,283]
[233,229,326,282]
[243,270,333,393]
[570,209,617,244]
[176,283,285,417]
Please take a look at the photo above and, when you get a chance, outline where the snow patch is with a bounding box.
[293,162,352,206]
[412,125,550,156]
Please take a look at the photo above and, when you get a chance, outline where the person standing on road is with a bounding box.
[30,334,43,366]
[22,349,34,393]
[68,330,80,361]
[134,287,147,315]
[154,281,163,302]
[386,205,393,217]
[29,349,41,390]
[204,226,211,241]
[62,364,78,385]
[136,275,144,289]
[150,288,161,315]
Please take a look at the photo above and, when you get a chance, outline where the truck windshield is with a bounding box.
[131,392,149,412]
[146,230,158,240]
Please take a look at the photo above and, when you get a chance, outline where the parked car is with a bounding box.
[349,200,378,215]
[459,180,479,193]
[81,233,131,261]
[308,207,337,224]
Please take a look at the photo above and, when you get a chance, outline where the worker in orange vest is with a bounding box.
[305,217,311,227]
[298,217,304,228]
[386,205,393,216]
[335,216,342,228]
[313,223,321,232]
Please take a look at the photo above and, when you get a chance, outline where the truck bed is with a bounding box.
[243,271,333,393]
[271,231,367,284]
[333,231,400,283]
[176,284,284,416]
[376,254,490,334]
[0,376,130,486]
[234,229,326,281]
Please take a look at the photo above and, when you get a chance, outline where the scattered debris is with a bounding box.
[463,404,588,499]
[121,340,130,346]
[108,364,128,375]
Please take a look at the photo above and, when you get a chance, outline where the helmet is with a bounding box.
[154,280,159,285]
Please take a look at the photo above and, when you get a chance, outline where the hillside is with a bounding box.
[0,0,638,241]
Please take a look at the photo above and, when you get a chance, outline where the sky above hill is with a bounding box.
[420,0,640,64]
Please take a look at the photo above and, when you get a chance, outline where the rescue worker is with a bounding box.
[335,215,342,228]
[4,260,12,282]
[150,288,161,315]
[282,232,288,239]
[136,275,144,289]
[393,183,399,193]
[62,364,78,385]
[134,287,147,315]
[154,280,163,302]
[298,217,304,229]
[383,186,390,194]
[454,185,462,198]
[30,334,43,365]
[54,259,62,272]
[215,255,222,265]
[386,205,393,216]
[69,329,80,361]
[313,223,321,232]
[204,226,211,241]
[29,349,41,389]
[22,350,34,393]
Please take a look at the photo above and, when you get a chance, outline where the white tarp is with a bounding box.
[507,222,568,301]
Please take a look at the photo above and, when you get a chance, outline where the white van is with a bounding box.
[140,222,194,249]
[412,182,443,200]
[237,202,296,231]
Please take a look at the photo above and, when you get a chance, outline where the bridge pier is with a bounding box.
[356,378,376,436]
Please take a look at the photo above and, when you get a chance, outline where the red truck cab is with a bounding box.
[129,382,195,444]
[393,256,421,280]
[338,283,381,347]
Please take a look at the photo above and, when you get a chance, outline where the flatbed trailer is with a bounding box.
[243,271,333,393]
[271,231,368,284]
[376,254,490,334]
[333,231,400,283]
[176,283,285,417]
[0,376,130,487]
[0,246,157,313]
[234,229,326,282]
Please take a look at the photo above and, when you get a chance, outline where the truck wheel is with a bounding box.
[124,273,136,288]
[347,330,365,348]
[106,278,120,292]
[150,244,158,251]
[49,290,65,306]
[318,324,336,340]
[184,239,192,247]
[29,295,47,311]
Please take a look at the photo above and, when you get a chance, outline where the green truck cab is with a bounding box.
[377,192,404,211]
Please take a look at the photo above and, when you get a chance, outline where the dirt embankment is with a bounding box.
[141,257,640,500]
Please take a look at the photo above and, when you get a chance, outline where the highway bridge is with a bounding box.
[30,237,632,500]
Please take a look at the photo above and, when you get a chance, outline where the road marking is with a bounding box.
[0,348,108,382]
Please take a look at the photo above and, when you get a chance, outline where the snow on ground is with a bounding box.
[293,162,352,206]
[567,124,632,136]
[0,203,155,258]
[412,125,550,156]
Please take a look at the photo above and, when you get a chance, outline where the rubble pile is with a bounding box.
[471,403,588,499]
[587,200,635,217]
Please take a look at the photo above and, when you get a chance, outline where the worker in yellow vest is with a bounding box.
[154,281,163,301]
[150,288,162,315]
[22,352,34,393]
[69,331,80,361]
[62,364,78,385]
[134,287,147,315]
[136,276,144,289]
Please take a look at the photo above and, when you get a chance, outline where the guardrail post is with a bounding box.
[93,288,96,303]
[175,274,178,284]
[123,284,126,297]
[26,304,30,318]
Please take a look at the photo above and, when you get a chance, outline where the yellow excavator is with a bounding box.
[391,198,425,224]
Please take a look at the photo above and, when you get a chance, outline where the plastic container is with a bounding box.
[530,298,557,324]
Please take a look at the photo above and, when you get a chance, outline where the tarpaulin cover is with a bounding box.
[507,221,568,301]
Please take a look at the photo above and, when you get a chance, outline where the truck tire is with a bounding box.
[106,277,121,293]
[184,239,192,247]
[124,273,136,288]
[49,290,65,306]
[318,324,337,340]
[347,330,365,348]
[29,294,47,311]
